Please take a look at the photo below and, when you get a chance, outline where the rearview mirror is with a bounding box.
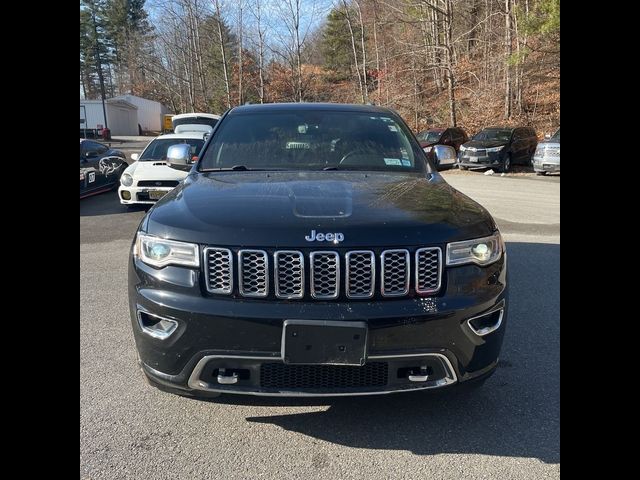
[432,145,457,167]
[130,153,139,161]
[167,144,193,171]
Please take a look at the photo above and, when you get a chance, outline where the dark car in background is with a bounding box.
[533,128,560,175]
[416,127,468,170]
[128,103,507,399]
[458,126,537,173]
[80,139,127,199]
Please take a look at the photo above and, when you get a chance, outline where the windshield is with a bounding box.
[551,128,560,141]
[140,138,205,161]
[416,131,443,143]
[473,129,512,142]
[199,111,426,172]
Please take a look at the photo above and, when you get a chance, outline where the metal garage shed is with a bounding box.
[111,94,170,133]
[80,98,138,136]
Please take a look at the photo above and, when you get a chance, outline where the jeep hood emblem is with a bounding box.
[305,230,344,243]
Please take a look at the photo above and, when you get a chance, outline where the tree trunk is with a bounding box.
[355,0,368,102]
[372,0,381,103]
[443,0,457,125]
[504,0,512,120]
[342,1,364,103]
[214,0,232,109]
[238,0,244,105]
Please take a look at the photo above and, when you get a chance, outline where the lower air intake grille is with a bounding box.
[260,362,388,389]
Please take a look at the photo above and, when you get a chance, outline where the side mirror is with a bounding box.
[544,133,551,139]
[432,145,457,166]
[167,144,193,171]
[130,153,139,161]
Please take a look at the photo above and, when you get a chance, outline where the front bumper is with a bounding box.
[457,150,505,168]
[118,185,174,205]
[532,157,560,173]
[129,253,508,397]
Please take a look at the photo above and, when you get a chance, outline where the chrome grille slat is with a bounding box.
[238,250,269,297]
[204,248,233,294]
[310,251,340,299]
[381,249,410,297]
[415,247,442,294]
[345,251,375,299]
[274,251,304,299]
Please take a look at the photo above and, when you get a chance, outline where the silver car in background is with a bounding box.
[533,128,560,175]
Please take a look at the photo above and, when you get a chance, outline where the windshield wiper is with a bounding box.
[201,165,283,172]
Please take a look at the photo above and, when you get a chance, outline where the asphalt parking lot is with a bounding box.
[80,171,559,479]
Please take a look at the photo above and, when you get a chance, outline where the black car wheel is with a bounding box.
[536,171,547,176]
[500,154,512,173]
[459,165,468,171]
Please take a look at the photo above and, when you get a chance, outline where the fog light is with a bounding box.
[137,311,178,340]
[121,190,131,200]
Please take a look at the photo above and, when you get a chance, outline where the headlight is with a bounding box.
[459,145,467,151]
[486,146,505,152]
[446,233,504,266]
[121,173,133,187]
[423,146,432,153]
[134,233,200,268]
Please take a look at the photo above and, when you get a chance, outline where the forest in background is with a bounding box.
[80,0,559,134]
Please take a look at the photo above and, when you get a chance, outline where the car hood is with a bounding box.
[539,140,560,147]
[463,140,508,149]
[145,171,496,247]
[126,161,189,181]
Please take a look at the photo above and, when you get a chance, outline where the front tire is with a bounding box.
[459,165,468,171]
[499,154,512,173]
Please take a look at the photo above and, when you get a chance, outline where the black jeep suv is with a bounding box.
[128,103,507,398]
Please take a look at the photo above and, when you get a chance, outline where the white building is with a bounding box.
[111,94,171,133]
[80,98,138,136]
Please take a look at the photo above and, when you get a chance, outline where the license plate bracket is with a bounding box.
[282,320,368,366]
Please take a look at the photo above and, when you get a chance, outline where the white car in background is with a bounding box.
[172,112,221,131]
[118,124,212,206]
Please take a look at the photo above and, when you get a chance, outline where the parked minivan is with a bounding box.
[458,126,537,173]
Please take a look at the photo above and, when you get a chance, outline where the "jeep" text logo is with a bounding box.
[305,230,345,243]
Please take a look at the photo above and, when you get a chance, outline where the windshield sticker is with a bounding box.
[388,125,398,132]
[400,148,409,159]
[384,158,402,166]
[401,159,412,167]
[380,117,392,122]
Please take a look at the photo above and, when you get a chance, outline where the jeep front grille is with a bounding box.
[274,251,304,299]
[345,251,375,299]
[310,251,340,299]
[204,247,233,294]
[238,250,269,297]
[204,247,442,300]
[381,249,410,296]
[415,247,442,294]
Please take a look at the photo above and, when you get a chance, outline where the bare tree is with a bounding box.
[214,0,232,108]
